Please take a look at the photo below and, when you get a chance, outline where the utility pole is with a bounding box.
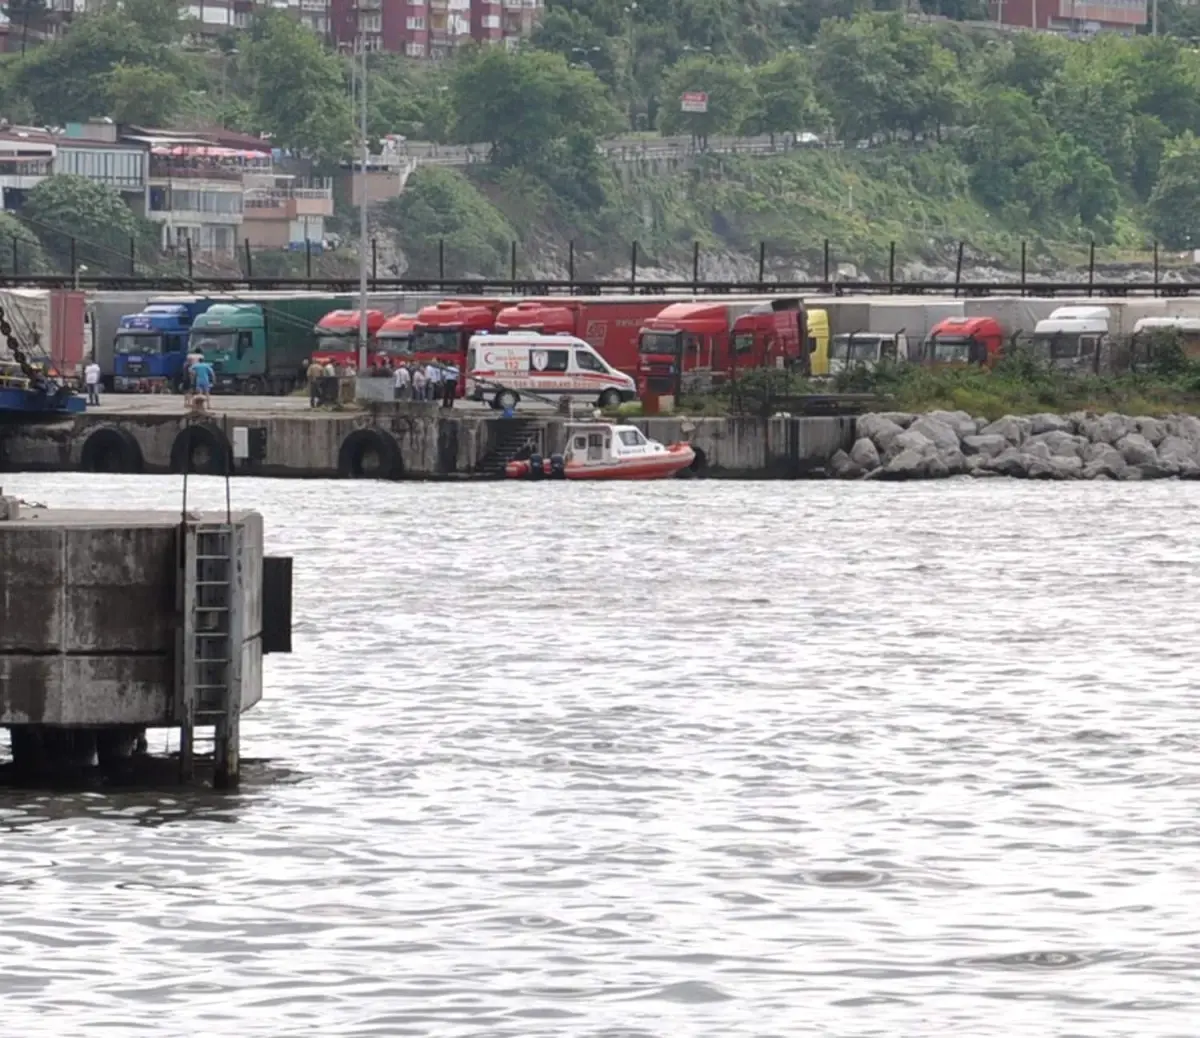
[357,36,369,373]
[1152,0,1159,35]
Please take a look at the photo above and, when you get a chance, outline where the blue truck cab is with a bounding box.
[113,297,215,391]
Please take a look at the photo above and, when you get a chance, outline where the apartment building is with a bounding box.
[328,0,540,55]
[993,0,1147,33]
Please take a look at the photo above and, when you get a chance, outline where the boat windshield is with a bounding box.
[618,429,647,446]
[114,332,165,355]
[640,331,681,355]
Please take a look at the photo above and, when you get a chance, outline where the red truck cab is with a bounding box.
[924,316,1004,367]
[413,298,510,393]
[376,313,418,360]
[312,310,386,368]
[637,298,805,395]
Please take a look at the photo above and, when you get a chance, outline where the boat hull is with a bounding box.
[505,444,695,481]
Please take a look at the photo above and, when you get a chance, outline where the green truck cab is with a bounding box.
[187,294,351,394]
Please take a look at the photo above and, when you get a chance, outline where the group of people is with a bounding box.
[391,360,459,407]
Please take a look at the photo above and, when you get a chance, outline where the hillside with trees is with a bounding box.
[3,1,1200,275]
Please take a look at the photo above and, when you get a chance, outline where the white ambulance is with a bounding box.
[466,333,637,411]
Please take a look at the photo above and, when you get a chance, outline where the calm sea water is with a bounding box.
[1,473,1198,1038]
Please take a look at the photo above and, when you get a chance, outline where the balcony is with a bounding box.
[149,157,244,182]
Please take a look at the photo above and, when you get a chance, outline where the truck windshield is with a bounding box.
[114,332,165,355]
[412,328,461,354]
[831,335,883,361]
[1035,333,1085,359]
[929,336,972,363]
[315,334,356,351]
[190,330,237,354]
[377,334,414,356]
[639,331,680,355]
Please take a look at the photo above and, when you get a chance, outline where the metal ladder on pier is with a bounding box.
[179,522,242,787]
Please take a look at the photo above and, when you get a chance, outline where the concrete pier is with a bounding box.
[0,494,291,787]
[0,399,855,480]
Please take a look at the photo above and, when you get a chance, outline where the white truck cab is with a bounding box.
[466,333,637,411]
[1032,306,1110,370]
[827,331,909,374]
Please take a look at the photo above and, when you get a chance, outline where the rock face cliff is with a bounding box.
[830,411,1200,481]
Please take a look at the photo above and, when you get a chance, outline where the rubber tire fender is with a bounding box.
[170,422,231,476]
[337,427,403,480]
[80,426,144,474]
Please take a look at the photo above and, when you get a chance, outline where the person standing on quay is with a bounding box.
[426,361,442,402]
[306,357,325,408]
[441,362,458,408]
[84,358,101,406]
[393,361,411,401]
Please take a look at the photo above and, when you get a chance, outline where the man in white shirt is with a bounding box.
[84,360,101,406]
[393,362,411,401]
[440,363,458,408]
[425,362,442,402]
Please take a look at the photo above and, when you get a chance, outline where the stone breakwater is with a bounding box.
[831,411,1200,481]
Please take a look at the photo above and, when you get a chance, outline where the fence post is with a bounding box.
[1153,241,1159,295]
[70,236,76,285]
[1020,240,1026,296]
[692,240,700,291]
[186,236,194,282]
[953,241,964,298]
[129,236,136,275]
[630,240,638,288]
[11,236,16,277]
[510,240,517,282]
[371,238,377,283]
[757,240,766,286]
[243,238,253,279]
[305,238,312,285]
[1088,239,1095,297]
[887,240,895,292]
[438,238,445,282]
[568,240,575,287]
[823,239,830,285]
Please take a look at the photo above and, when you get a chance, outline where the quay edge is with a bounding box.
[0,408,858,480]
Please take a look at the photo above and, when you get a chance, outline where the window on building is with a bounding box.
[406,15,425,27]
[407,41,426,55]
[482,13,500,27]
[359,11,381,30]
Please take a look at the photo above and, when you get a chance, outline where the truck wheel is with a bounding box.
[243,377,264,396]
[337,428,402,480]
[496,389,519,411]
[599,389,622,409]
[80,426,144,474]
[170,423,230,476]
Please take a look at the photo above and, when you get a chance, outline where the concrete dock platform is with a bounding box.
[0,496,291,787]
[0,396,855,480]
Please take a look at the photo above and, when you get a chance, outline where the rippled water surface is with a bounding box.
[2,473,1199,1037]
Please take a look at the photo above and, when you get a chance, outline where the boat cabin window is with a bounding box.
[574,350,606,373]
[573,435,587,449]
[531,348,569,373]
[618,429,646,446]
[587,432,605,460]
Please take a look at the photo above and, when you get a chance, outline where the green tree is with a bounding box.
[748,51,826,140]
[1040,47,1136,180]
[813,15,904,141]
[532,7,619,88]
[0,211,50,275]
[450,47,618,167]
[14,11,168,124]
[959,89,1060,215]
[105,63,184,126]
[379,167,515,277]
[658,55,755,138]
[1148,132,1200,249]
[21,175,154,274]
[246,11,353,165]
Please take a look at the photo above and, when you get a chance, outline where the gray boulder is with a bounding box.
[1029,413,1074,436]
[857,413,905,453]
[1117,465,1145,481]
[1115,433,1158,467]
[1025,430,1089,459]
[1157,434,1199,469]
[884,428,934,463]
[1081,443,1127,480]
[985,447,1031,478]
[1023,440,1053,462]
[961,433,1011,459]
[1135,417,1168,446]
[829,449,864,480]
[1166,415,1200,444]
[878,411,916,429]
[1085,413,1137,445]
[1136,461,1177,480]
[879,446,933,480]
[978,415,1029,446]
[909,414,962,453]
[849,436,881,472]
[927,409,978,439]
[1026,454,1083,480]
